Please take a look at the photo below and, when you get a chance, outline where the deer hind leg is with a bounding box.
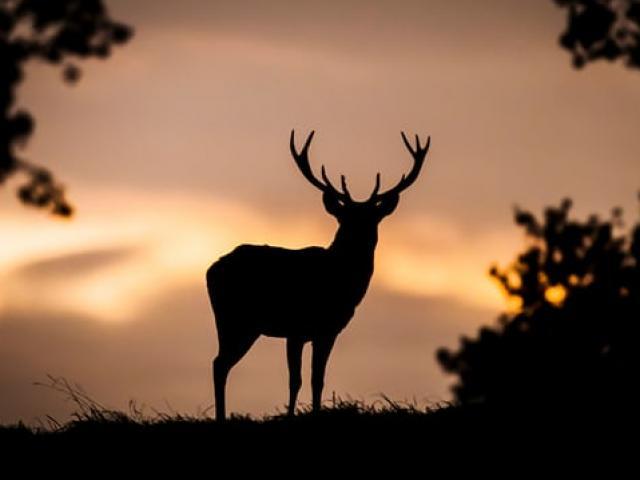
[213,331,258,421]
[311,335,336,412]
[286,338,304,416]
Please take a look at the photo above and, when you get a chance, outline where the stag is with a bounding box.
[206,130,430,420]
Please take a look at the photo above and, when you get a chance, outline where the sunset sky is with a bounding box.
[2,0,640,424]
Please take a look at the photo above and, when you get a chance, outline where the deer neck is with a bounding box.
[328,223,377,292]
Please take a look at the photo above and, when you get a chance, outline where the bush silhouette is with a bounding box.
[438,197,640,409]
[555,0,640,69]
[0,0,132,215]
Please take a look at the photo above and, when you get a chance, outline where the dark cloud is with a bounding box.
[0,282,491,424]
[12,245,141,280]
[109,0,557,55]
[0,283,214,424]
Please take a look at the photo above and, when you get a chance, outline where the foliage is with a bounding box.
[438,197,640,407]
[555,0,640,69]
[0,0,132,215]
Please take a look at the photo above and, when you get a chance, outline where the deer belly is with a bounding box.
[259,307,355,339]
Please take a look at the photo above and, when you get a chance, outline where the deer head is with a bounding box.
[290,130,430,249]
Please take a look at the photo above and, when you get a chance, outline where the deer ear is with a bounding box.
[322,192,344,218]
[375,194,399,218]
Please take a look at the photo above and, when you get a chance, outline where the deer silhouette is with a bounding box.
[206,130,430,420]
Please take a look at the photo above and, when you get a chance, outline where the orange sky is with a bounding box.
[2,0,640,424]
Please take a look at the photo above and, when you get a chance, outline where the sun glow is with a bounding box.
[0,187,328,322]
[377,218,520,310]
[544,284,567,306]
[1,186,520,323]
[377,249,507,310]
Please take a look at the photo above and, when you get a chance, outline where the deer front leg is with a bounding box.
[311,335,336,412]
[287,338,304,416]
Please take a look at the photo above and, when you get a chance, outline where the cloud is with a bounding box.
[0,189,286,322]
[110,0,559,58]
[2,183,522,334]
[12,245,140,280]
[18,0,640,232]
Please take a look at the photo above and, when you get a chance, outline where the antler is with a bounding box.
[290,130,353,202]
[369,131,430,201]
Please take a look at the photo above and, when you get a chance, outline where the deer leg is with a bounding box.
[212,357,228,421]
[311,335,336,412]
[213,333,258,421]
[286,338,304,416]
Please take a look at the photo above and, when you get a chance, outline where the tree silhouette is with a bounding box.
[555,0,640,69]
[437,198,639,408]
[0,0,132,216]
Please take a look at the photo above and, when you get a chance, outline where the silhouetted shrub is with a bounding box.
[555,0,640,69]
[438,197,640,409]
[0,0,132,215]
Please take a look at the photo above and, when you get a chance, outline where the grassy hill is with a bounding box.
[0,378,632,472]
[1,398,630,466]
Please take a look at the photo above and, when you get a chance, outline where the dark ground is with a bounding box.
[0,398,633,474]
